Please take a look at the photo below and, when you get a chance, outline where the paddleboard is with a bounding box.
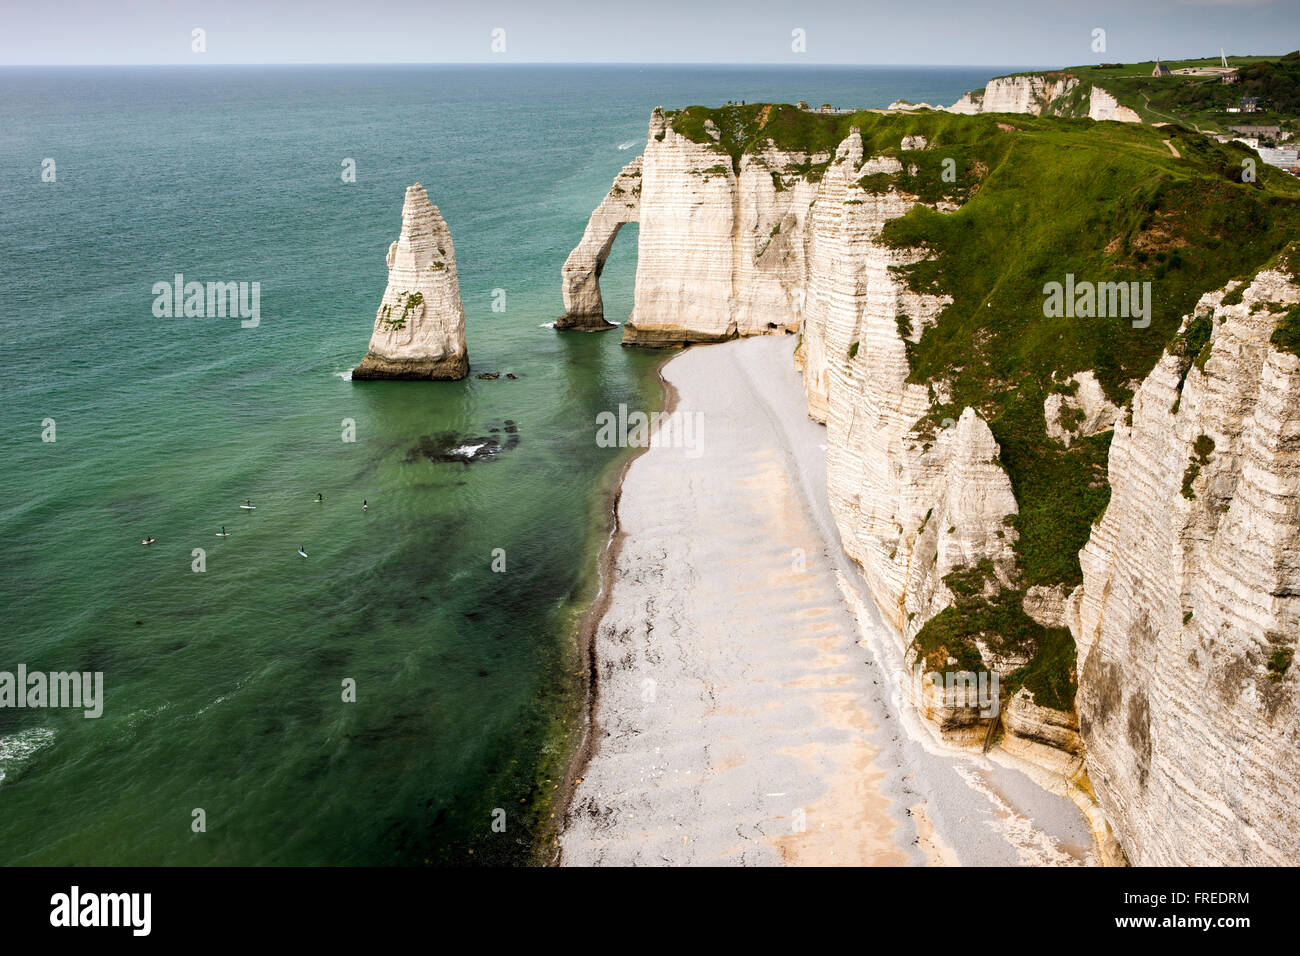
[215,533,231,537]
[296,549,308,558]
[141,539,155,546]
[240,505,256,510]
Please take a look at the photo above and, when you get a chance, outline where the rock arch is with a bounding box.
[557,157,641,330]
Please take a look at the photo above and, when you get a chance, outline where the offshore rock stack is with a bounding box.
[353,183,469,380]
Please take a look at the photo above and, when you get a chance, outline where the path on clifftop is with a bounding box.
[1142,91,1204,132]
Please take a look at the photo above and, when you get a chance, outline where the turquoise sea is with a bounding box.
[0,64,1016,864]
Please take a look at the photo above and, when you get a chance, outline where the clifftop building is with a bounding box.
[1230,124,1281,139]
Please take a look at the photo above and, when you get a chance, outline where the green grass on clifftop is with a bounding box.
[661,103,1300,712]
[665,102,860,170]
[873,111,1300,591]
[672,104,1300,591]
[1006,52,1300,133]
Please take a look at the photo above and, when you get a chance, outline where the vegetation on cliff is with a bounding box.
[1272,301,1300,356]
[662,103,1300,710]
[1008,52,1300,134]
[875,114,1299,593]
[915,560,1077,711]
[887,114,1299,706]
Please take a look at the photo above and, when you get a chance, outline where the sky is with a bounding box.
[1,0,1295,66]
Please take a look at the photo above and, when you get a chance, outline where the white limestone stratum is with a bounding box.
[354,183,468,380]
[947,74,1141,123]
[563,105,1300,864]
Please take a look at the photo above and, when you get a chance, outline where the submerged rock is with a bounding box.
[405,423,521,464]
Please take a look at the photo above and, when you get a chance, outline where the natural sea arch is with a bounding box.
[557,156,642,330]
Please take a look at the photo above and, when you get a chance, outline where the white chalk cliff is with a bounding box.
[354,183,468,380]
[791,135,1019,653]
[1068,259,1300,865]
[617,108,827,344]
[566,106,1300,863]
[567,112,1046,746]
[1086,87,1142,124]
[558,158,642,329]
[1045,371,1122,448]
[948,74,1140,123]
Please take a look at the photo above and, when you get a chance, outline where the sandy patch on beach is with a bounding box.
[561,336,1097,867]
[561,339,904,865]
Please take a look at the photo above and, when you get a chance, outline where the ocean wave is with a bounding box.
[618,140,637,150]
[125,703,169,731]
[195,694,232,718]
[335,370,353,381]
[0,727,55,785]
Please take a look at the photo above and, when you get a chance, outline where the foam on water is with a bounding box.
[124,703,169,731]
[195,694,231,718]
[0,727,56,786]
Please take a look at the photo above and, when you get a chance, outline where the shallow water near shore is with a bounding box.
[0,64,1017,863]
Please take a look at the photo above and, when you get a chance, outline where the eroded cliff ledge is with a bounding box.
[569,101,1300,861]
[354,183,469,380]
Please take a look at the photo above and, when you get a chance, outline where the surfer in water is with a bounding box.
[363,499,368,512]
[298,545,308,557]
[221,526,226,536]
[316,493,324,502]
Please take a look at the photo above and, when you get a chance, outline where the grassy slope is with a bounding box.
[1005,52,1300,134]
[666,103,1300,709]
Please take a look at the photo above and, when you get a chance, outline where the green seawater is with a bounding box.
[0,64,1007,864]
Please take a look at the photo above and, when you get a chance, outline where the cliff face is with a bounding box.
[948,74,1081,115]
[1086,87,1142,123]
[565,103,1300,862]
[1068,258,1300,864]
[589,113,1018,642]
[948,74,1139,123]
[566,111,1034,738]
[792,135,1019,652]
[354,183,468,380]
[558,158,641,330]
[620,108,817,345]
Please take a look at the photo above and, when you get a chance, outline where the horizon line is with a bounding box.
[1,56,1267,69]
[0,60,1050,68]
[1,51,1281,68]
